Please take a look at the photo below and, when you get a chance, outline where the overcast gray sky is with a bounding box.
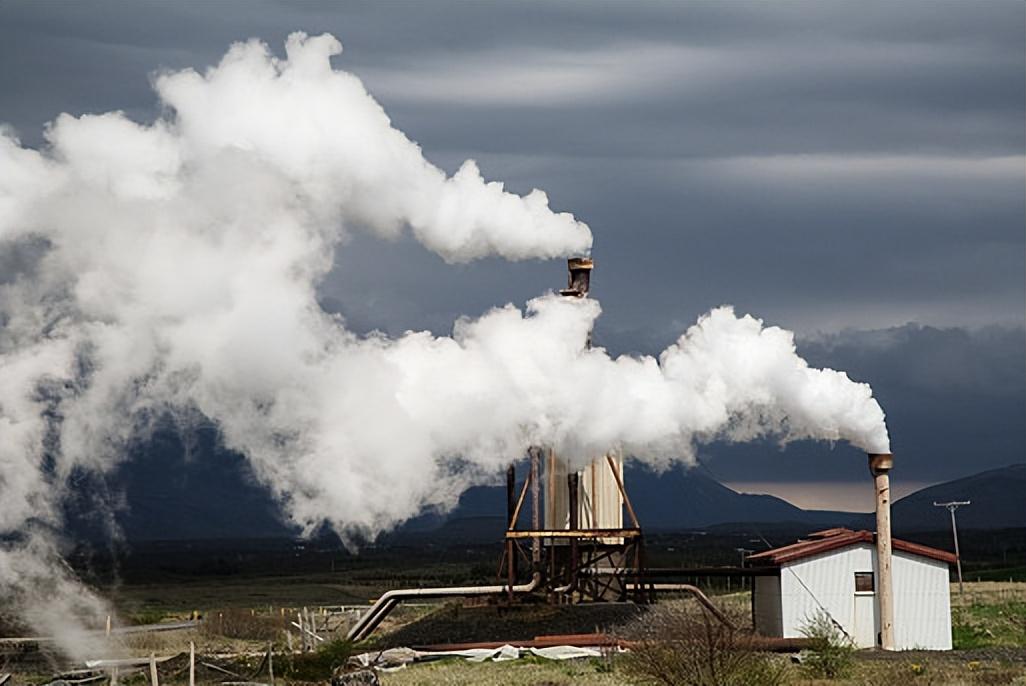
[1,1,1022,508]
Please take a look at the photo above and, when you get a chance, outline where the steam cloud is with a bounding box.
[0,33,888,655]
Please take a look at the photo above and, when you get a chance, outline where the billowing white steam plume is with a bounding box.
[0,33,888,655]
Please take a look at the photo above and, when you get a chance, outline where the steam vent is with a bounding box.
[500,257,645,604]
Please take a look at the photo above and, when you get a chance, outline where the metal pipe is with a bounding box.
[506,463,518,598]
[552,581,574,596]
[626,583,735,629]
[529,447,541,568]
[868,453,895,650]
[508,469,531,530]
[506,464,517,527]
[568,472,580,597]
[346,573,542,642]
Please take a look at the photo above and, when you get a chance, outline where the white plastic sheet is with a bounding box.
[350,643,606,670]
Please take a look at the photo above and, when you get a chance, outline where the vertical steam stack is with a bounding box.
[547,258,625,537]
[560,257,593,297]
[869,452,895,650]
[503,257,643,604]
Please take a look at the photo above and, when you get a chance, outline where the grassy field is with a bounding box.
[378,657,1026,686]
[378,583,1026,685]
[381,657,625,686]
[952,582,1026,649]
[5,582,1026,685]
[110,572,386,617]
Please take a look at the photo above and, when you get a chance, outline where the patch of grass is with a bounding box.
[380,657,627,686]
[846,658,1026,686]
[952,621,993,649]
[953,598,1026,649]
[199,607,286,640]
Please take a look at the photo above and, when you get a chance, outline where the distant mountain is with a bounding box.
[65,429,298,542]
[65,430,1024,542]
[416,463,1025,541]
[863,463,1025,533]
[398,463,853,544]
[624,463,853,530]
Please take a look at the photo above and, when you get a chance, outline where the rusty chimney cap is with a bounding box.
[567,256,594,271]
[561,256,594,297]
[868,453,894,475]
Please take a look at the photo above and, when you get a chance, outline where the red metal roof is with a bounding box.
[748,529,957,566]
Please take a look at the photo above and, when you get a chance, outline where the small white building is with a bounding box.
[749,528,955,650]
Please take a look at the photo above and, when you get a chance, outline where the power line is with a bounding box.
[933,500,970,595]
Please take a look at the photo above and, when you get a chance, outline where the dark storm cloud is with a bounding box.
[0,0,1022,485]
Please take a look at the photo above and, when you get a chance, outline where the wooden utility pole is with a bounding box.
[934,500,970,595]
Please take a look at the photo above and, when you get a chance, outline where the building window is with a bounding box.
[854,572,875,593]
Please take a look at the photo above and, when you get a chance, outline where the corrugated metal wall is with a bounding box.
[892,553,952,650]
[544,448,624,534]
[768,544,951,650]
[753,575,783,635]
[779,544,875,645]
[544,450,568,530]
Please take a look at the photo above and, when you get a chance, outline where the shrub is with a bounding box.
[286,638,355,681]
[126,609,167,626]
[621,603,789,686]
[798,610,856,679]
[200,607,286,640]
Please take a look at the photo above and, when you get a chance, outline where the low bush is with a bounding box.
[798,610,856,679]
[199,607,286,640]
[286,638,355,681]
[621,603,790,686]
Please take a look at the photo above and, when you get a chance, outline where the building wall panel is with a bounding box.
[767,544,951,650]
[753,575,783,636]
[892,552,952,650]
[779,545,875,645]
[545,449,623,533]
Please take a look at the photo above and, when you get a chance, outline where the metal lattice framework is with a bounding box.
[498,453,651,603]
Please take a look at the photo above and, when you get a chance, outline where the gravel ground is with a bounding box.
[372,601,647,649]
[855,646,1026,663]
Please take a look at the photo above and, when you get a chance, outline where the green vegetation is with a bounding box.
[380,658,627,686]
[125,608,168,625]
[199,606,286,640]
[284,637,356,681]
[620,602,790,686]
[11,535,1026,686]
[953,597,1026,649]
[798,610,857,679]
[969,566,1026,583]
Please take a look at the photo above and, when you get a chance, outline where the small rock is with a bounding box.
[331,667,380,686]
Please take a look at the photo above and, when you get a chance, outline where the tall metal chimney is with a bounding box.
[868,452,895,650]
[561,257,593,297]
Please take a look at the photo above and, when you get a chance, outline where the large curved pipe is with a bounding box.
[627,583,736,629]
[347,573,541,642]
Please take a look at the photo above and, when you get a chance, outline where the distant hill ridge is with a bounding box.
[880,463,1025,533]
[64,432,1024,541]
[430,463,1025,540]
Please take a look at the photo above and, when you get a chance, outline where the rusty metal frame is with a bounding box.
[498,452,649,604]
[505,529,642,539]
